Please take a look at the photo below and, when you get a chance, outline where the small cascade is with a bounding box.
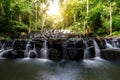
[0,43,6,50]
[25,41,31,57]
[12,41,16,48]
[0,43,6,53]
[40,40,48,58]
[111,38,119,48]
[93,40,101,57]
[83,40,90,59]
[104,39,113,48]
[28,43,37,58]
[0,42,13,57]
[0,49,13,57]
[0,38,120,61]
[0,43,5,56]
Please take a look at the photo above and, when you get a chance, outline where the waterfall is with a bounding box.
[28,44,37,58]
[0,43,6,53]
[111,38,119,48]
[104,39,113,48]
[12,41,16,48]
[1,43,6,50]
[0,49,13,57]
[93,40,101,57]
[40,40,48,58]
[25,41,31,57]
[83,40,90,59]
[0,42,13,57]
[104,39,120,49]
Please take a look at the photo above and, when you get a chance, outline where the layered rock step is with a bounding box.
[101,49,120,60]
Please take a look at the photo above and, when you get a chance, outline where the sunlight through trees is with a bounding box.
[0,0,120,37]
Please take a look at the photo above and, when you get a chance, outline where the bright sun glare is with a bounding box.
[41,0,62,23]
[46,0,60,16]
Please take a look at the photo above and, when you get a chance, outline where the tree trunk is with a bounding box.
[86,0,89,35]
[110,2,112,35]
[35,3,38,31]
[19,14,22,22]
[74,14,76,23]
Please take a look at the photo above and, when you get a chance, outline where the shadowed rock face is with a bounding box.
[48,48,62,62]
[2,49,17,59]
[101,49,120,60]
[2,49,24,59]
[47,40,63,62]
[62,39,84,60]
[0,37,120,61]
[28,51,37,58]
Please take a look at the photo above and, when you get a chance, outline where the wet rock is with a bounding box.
[2,49,17,59]
[101,49,120,60]
[76,40,84,48]
[28,50,37,58]
[89,46,95,58]
[62,39,84,60]
[87,40,95,58]
[1,49,25,59]
[15,50,25,58]
[48,48,62,62]
[35,47,41,58]
[62,47,84,60]
[47,40,63,62]
[13,40,27,50]
[94,37,104,49]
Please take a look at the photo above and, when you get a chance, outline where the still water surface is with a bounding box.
[0,58,119,80]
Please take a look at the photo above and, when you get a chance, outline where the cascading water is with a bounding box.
[104,39,113,48]
[0,38,120,80]
[0,42,13,57]
[0,38,119,61]
[83,40,90,59]
[40,40,48,58]
[0,43,5,50]
[93,40,101,57]
[0,49,13,57]
[28,43,37,58]
[111,38,119,48]
[25,41,31,57]
[0,43,6,57]
[12,41,16,48]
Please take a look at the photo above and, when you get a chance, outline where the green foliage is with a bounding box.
[0,20,28,33]
[88,3,103,33]
[2,36,11,41]
[0,0,120,37]
[112,31,120,35]
[112,13,120,31]
[10,20,28,32]
[68,22,84,34]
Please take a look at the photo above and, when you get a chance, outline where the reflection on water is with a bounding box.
[0,58,119,80]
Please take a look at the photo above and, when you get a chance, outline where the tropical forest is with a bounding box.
[0,0,120,39]
[0,1,120,80]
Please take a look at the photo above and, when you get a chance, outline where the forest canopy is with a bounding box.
[0,0,120,37]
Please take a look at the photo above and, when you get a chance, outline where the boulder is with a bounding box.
[1,49,25,59]
[28,50,37,58]
[62,39,84,60]
[101,49,120,60]
[2,49,17,59]
[48,48,62,62]
[15,50,25,58]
